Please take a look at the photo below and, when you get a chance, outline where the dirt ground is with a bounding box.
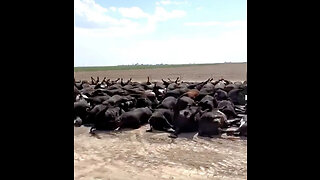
[74,63,247,82]
[74,63,247,180]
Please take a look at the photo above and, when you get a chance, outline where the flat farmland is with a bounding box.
[74,63,247,82]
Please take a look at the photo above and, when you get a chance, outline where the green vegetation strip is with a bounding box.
[74,62,246,72]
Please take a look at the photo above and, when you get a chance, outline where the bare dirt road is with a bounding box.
[74,63,247,180]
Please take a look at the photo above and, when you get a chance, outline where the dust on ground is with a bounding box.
[74,63,247,180]
[74,126,247,180]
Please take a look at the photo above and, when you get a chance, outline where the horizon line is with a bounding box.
[74,61,247,68]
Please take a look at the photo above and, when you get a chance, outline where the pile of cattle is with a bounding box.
[74,77,247,138]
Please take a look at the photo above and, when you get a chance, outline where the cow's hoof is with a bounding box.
[168,134,178,138]
[166,128,175,133]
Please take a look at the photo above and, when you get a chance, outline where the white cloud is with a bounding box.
[75,0,186,26]
[156,0,187,5]
[75,0,246,67]
[75,0,186,38]
[224,21,246,27]
[109,7,117,12]
[117,6,186,22]
[185,21,221,26]
[75,22,155,38]
[75,0,123,25]
[75,0,108,14]
[151,7,186,22]
[184,20,246,27]
[118,7,149,19]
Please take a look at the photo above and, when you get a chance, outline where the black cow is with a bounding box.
[86,104,108,125]
[156,96,177,110]
[146,108,174,132]
[197,109,228,137]
[87,95,110,106]
[198,95,218,111]
[228,88,246,105]
[115,107,152,129]
[217,100,238,119]
[164,89,182,98]
[91,107,125,131]
[103,95,133,107]
[170,106,200,138]
[174,96,195,112]
[214,89,228,101]
[74,99,90,121]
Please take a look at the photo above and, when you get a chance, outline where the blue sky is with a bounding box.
[74,0,247,67]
